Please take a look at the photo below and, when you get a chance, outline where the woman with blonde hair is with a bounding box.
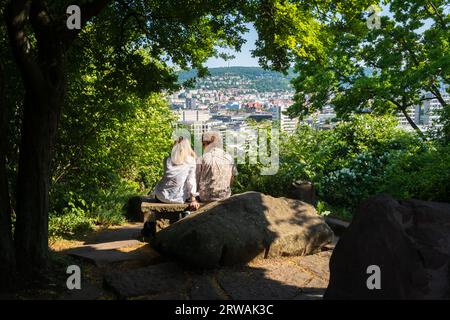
[151,136,200,210]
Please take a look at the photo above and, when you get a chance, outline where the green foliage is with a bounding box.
[4,0,328,241]
[49,92,174,237]
[48,192,95,238]
[45,0,368,237]
[235,114,448,220]
[288,0,449,136]
[380,143,450,201]
[316,200,353,221]
[178,67,295,92]
[46,20,178,237]
[319,150,391,209]
[2,0,448,239]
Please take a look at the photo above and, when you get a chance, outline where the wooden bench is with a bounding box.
[126,196,201,234]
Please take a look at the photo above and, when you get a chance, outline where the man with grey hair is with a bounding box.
[195,131,237,203]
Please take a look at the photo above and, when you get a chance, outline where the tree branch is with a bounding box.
[429,83,448,107]
[5,0,44,92]
[389,97,424,136]
[29,0,54,43]
[59,0,113,47]
[29,0,66,93]
[425,1,447,29]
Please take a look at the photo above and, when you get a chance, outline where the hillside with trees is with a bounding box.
[178,66,296,92]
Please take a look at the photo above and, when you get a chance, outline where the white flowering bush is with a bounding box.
[236,114,447,220]
[319,151,391,209]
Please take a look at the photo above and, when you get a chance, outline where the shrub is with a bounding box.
[48,93,174,238]
[318,151,390,209]
[235,113,442,220]
[48,194,95,238]
[379,143,450,201]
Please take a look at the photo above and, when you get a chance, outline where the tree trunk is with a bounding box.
[14,91,64,274]
[6,0,65,275]
[5,0,110,277]
[397,97,424,137]
[0,62,16,292]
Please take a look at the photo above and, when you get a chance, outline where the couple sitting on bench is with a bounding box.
[151,131,237,215]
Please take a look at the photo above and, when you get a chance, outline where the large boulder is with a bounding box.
[325,194,450,300]
[152,191,333,268]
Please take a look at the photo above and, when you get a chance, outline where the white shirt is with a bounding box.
[152,156,197,204]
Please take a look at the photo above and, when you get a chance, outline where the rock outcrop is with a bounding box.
[325,194,450,300]
[152,192,333,268]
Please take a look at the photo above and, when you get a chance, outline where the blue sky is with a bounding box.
[205,23,259,68]
[204,6,390,68]
[204,4,440,68]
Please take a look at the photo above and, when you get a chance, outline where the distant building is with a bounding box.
[189,121,223,138]
[211,115,232,122]
[418,93,449,127]
[244,101,263,113]
[316,109,336,127]
[226,102,240,111]
[397,105,417,129]
[272,104,298,134]
[400,92,450,131]
[177,110,211,122]
[170,103,185,110]
[248,114,273,122]
[185,98,197,109]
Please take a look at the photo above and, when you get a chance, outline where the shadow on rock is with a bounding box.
[151,192,333,269]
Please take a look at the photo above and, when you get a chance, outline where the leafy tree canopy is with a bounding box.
[287,0,449,136]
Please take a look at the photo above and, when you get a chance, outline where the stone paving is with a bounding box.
[60,223,333,300]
